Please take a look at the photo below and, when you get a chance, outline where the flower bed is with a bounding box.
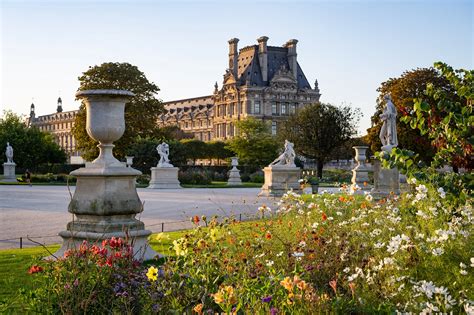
[16,184,473,313]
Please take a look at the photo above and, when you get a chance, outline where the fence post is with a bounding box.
[20,237,23,249]
[239,213,242,222]
[161,222,164,232]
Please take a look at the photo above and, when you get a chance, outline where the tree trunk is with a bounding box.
[317,160,324,179]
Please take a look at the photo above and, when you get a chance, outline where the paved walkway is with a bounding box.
[0,185,282,249]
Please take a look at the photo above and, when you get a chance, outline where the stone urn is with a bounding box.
[227,157,242,186]
[54,90,157,260]
[350,146,370,194]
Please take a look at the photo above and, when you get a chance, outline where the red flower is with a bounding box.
[192,215,200,224]
[28,265,43,274]
[321,212,327,221]
[109,237,124,249]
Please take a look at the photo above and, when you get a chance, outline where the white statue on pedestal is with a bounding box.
[5,142,13,163]
[270,140,296,167]
[156,142,173,167]
[379,94,398,152]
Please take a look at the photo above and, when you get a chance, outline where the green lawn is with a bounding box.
[180,181,262,188]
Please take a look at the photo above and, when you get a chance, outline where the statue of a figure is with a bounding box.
[5,142,13,163]
[156,142,173,167]
[379,94,398,151]
[270,140,296,167]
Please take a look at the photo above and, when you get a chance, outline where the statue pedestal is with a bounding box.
[350,146,370,195]
[259,165,301,197]
[2,162,17,182]
[371,159,400,199]
[148,167,181,189]
[227,167,242,186]
[55,166,158,261]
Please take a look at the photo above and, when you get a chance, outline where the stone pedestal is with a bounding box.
[259,165,301,197]
[54,90,157,261]
[371,159,400,199]
[227,157,242,186]
[2,162,17,182]
[350,146,370,195]
[148,167,181,189]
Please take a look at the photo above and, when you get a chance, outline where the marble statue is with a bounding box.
[379,94,398,151]
[270,140,296,167]
[5,142,13,163]
[157,142,173,167]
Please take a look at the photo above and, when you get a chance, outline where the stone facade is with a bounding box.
[159,36,321,140]
[27,98,82,163]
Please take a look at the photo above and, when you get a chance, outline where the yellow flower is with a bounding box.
[211,291,225,304]
[209,228,219,242]
[153,232,168,242]
[297,280,308,291]
[173,238,188,256]
[146,266,158,282]
[280,276,294,291]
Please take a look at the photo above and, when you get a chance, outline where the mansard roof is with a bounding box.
[235,45,312,89]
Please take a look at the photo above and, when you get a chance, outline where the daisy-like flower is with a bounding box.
[146,266,158,282]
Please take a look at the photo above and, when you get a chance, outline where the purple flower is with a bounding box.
[270,307,278,315]
[262,295,272,303]
[73,279,79,287]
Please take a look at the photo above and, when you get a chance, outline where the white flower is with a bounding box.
[460,269,468,275]
[471,257,474,267]
[365,194,373,202]
[299,241,306,248]
[460,262,467,268]
[265,260,274,267]
[276,251,284,257]
[374,242,385,249]
[312,222,319,229]
[407,177,417,185]
[292,252,304,257]
[336,211,343,216]
[464,303,474,314]
[432,247,444,256]
[343,267,350,273]
[437,187,446,199]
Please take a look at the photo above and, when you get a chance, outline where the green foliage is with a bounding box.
[0,111,66,169]
[366,67,459,163]
[178,168,213,185]
[279,103,361,178]
[226,117,279,167]
[72,62,164,161]
[376,62,473,202]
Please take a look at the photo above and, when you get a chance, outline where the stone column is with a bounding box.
[54,90,157,260]
[227,157,242,186]
[350,146,370,194]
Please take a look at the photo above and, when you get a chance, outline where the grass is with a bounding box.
[180,181,262,188]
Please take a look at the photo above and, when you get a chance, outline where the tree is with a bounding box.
[377,62,473,203]
[72,62,164,161]
[279,103,361,178]
[366,68,458,163]
[226,117,279,167]
[206,141,233,165]
[0,111,66,170]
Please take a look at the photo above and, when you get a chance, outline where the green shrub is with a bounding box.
[178,168,212,185]
[249,171,264,183]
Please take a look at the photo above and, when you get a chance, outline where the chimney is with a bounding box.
[257,36,269,82]
[284,39,298,79]
[56,97,63,112]
[228,38,239,78]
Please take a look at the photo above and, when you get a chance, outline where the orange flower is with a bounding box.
[280,276,294,291]
[192,215,200,224]
[193,303,203,314]
[348,282,356,297]
[28,265,43,274]
[363,181,368,187]
[329,279,337,294]
[338,196,346,202]
[296,280,308,291]
[321,212,327,221]
[265,231,272,239]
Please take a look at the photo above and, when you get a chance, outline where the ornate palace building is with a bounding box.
[27,98,83,163]
[159,36,321,140]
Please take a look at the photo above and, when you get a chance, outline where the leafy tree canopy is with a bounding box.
[279,103,361,177]
[366,67,459,163]
[226,117,279,167]
[0,111,66,170]
[72,62,164,161]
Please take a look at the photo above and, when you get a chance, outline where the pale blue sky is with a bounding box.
[1,0,472,135]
